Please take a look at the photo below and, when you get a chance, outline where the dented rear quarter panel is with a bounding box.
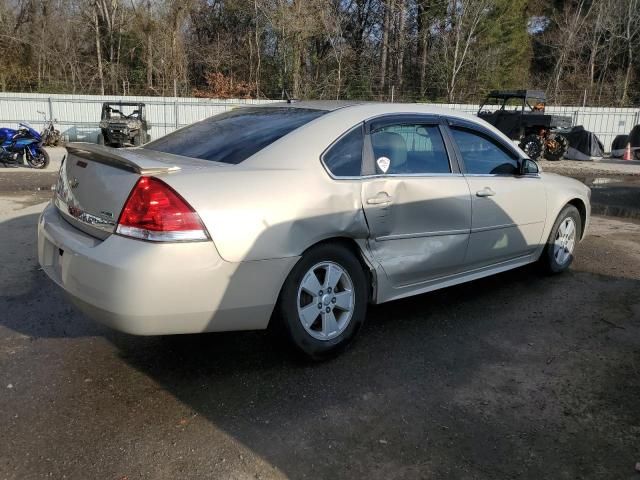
[163,167,369,263]
[158,106,374,263]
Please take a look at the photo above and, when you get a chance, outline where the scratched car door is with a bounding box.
[361,116,472,287]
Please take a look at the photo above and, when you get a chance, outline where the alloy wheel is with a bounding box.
[296,261,355,341]
[553,217,576,265]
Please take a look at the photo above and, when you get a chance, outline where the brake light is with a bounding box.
[116,176,209,242]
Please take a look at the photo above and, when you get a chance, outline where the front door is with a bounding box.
[447,124,547,268]
[361,118,472,287]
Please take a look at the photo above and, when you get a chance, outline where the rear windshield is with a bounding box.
[144,107,326,164]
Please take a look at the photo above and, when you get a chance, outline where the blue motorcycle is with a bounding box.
[0,122,50,169]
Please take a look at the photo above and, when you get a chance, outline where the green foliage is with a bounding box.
[0,0,636,105]
[480,0,532,90]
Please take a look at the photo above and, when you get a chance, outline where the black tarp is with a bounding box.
[611,134,629,158]
[562,126,604,160]
[629,125,640,147]
[611,125,640,158]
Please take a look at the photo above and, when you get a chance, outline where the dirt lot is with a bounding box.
[0,164,639,479]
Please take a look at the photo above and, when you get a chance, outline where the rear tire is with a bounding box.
[634,150,640,161]
[97,133,105,145]
[540,205,581,274]
[275,244,368,360]
[544,133,569,161]
[520,134,544,160]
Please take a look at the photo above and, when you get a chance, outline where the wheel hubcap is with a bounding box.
[553,217,576,265]
[297,261,354,341]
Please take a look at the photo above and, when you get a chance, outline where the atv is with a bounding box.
[97,102,150,147]
[477,90,572,161]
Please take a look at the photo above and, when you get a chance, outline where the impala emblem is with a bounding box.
[69,178,80,189]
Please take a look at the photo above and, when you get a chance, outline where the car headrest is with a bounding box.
[372,132,407,171]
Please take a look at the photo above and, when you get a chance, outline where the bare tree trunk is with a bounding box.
[380,0,391,90]
[587,1,603,102]
[38,2,47,88]
[291,0,303,98]
[93,7,105,95]
[418,2,429,94]
[146,30,153,89]
[621,0,638,105]
[292,39,301,97]
[144,0,153,90]
[254,0,261,98]
[621,44,633,105]
[395,0,405,93]
[116,9,123,94]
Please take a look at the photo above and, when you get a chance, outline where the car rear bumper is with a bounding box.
[37,202,298,335]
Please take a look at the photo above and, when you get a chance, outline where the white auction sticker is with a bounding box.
[376,156,391,173]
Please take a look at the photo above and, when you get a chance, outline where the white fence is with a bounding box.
[0,93,277,143]
[1,92,639,151]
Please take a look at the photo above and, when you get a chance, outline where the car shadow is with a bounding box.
[105,262,640,478]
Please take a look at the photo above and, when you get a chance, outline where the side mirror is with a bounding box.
[521,158,539,175]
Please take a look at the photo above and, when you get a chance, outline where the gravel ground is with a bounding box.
[539,158,640,178]
[0,186,639,479]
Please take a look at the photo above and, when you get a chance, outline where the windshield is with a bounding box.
[104,104,142,120]
[144,107,327,164]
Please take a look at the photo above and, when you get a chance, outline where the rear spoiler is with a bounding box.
[65,143,181,175]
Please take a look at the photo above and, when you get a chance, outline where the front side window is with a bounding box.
[322,126,363,177]
[371,124,450,174]
[450,127,519,175]
[144,107,326,164]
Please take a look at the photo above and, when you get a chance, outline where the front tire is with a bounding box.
[275,244,368,360]
[520,134,544,160]
[26,148,49,169]
[540,205,581,273]
[544,133,569,161]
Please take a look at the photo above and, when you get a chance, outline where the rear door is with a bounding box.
[446,121,546,268]
[360,115,472,287]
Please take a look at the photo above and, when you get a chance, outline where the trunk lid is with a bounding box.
[55,143,208,239]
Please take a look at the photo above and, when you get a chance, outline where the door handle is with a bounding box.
[476,187,496,197]
[366,192,392,205]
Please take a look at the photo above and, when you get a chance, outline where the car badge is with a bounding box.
[376,156,391,173]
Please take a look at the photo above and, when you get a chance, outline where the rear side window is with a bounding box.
[144,107,326,164]
[371,124,450,174]
[450,127,519,175]
[322,126,363,177]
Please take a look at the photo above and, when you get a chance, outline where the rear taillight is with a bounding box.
[116,176,209,242]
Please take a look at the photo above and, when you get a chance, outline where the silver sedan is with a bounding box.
[38,102,591,358]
